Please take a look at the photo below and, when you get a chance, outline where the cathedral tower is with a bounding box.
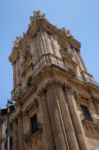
[8,11,99,150]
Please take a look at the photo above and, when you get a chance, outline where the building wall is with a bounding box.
[8,11,99,150]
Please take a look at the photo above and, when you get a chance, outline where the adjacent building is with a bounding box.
[1,11,99,150]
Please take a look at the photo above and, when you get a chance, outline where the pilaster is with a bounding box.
[55,84,79,150]
[64,85,89,150]
[46,84,68,150]
[38,89,55,150]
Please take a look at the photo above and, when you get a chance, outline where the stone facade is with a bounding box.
[2,11,99,150]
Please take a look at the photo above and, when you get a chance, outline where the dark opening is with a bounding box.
[81,105,92,121]
[31,114,38,134]
[27,76,32,87]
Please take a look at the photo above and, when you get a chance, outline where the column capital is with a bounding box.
[62,83,74,94]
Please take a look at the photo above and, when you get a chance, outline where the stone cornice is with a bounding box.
[86,83,99,92]
[81,71,93,78]
[69,75,99,93]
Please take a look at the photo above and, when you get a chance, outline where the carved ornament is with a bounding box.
[74,93,91,106]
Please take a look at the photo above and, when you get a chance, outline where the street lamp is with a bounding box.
[0,100,16,150]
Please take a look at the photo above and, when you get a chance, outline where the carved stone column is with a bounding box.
[64,85,89,150]
[38,89,55,150]
[46,84,68,150]
[13,118,18,150]
[55,84,79,150]
[17,112,24,150]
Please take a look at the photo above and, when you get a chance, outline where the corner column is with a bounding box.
[46,84,68,150]
[38,89,55,150]
[55,84,79,150]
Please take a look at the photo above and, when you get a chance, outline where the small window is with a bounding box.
[31,114,38,134]
[81,105,92,121]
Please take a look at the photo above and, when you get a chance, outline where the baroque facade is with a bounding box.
[1,11,99,150]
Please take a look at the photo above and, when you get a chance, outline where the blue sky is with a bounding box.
[0,0,99,107]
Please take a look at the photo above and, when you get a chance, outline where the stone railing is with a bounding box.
[32,53,68,77]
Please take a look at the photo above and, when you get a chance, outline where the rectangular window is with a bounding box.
[81,105,92,121]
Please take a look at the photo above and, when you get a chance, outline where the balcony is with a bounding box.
[11,54,69,101]
[25,122,42,142]
[32,53,68,78]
